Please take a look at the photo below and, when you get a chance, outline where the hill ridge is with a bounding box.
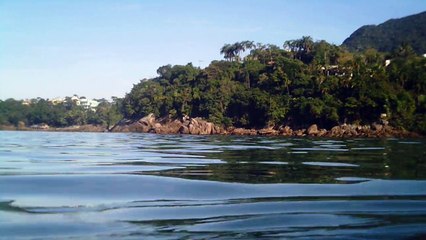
[342,11,426,54]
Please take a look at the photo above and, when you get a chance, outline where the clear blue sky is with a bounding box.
[1,0,425,100]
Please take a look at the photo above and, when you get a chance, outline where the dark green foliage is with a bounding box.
[0,99,29,126]
[121,38,426,134]
[342,11,426,54]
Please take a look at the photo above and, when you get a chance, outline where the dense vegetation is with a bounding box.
[0,97,122,129]
[342,11,426,54]
[122,37,426,134]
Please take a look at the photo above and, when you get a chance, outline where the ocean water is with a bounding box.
[0,131,425,239]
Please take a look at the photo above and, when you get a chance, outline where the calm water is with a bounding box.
[1,131,425,239]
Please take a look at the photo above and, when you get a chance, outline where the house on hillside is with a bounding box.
[79,97,99,111]
[49,97,65,105]
[22,99,31,106]
[70,95,80,105]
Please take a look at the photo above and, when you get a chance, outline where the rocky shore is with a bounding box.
[110,114,421,138]
[1,114,421,138]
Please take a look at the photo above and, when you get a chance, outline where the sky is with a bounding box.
[1,0,426,100]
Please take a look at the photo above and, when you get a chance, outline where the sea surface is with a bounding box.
[0,131,425,239]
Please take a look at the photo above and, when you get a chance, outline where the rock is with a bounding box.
[190,118,199,126]
[231,128,257,135]
[279,126,293,136]
[188,123,200,135]
[307,124,319,135]
[371,123,383,131]
[158,119,182,134]
[331,126,342,136]
[110,114,422,138]
[318,129,327,137]
[350,129,358,136]
[130,113,157,132]
[384,125,393,132]
[231,128,244,135]
[179,125,189,134]
[139,113,156,127]
[294,129,306,136]
[186,117,215,135]
[109,119,131,132]
[205,122,213,135]
[213,126,223,134]
[258,128,278,135]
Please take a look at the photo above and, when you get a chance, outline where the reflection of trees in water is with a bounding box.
[145,139,426,184]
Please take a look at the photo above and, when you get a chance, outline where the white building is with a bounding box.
[49,97,65,105]
[79,97,99,111]
[70,95,80,105]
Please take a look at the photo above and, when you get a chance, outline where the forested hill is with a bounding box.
[342,11,426,54]
[2,39,426,135]
[122,38,426,134]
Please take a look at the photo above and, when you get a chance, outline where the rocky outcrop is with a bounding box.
[110,114,421,138]
[188,118,214,135]
[324,123,419,138]
[110,114,224,135]
[228,128,258,135]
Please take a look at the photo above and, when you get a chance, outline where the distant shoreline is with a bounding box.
[0,124,107,133]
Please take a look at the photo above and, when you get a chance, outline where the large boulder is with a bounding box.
[330,125,343,137]
[110,119,133,132]
[155,119,183,134]
[138,113,156,132]
[186,118,216,135]
[306,124,319,135]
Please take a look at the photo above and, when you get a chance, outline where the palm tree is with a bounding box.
[283,36,314,63]
[300,36,314,54]
[220,44,234,61]
[221,41,256,62]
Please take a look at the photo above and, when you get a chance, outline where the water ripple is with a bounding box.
[0,131,425,239]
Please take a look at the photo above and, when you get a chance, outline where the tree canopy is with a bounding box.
[122,38,426,134]
[0,97,122,129]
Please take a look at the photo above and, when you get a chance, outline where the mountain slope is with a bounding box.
[342,11,426,54]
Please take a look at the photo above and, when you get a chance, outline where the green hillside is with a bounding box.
[120,38,426,134]
[342,11,426,54]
